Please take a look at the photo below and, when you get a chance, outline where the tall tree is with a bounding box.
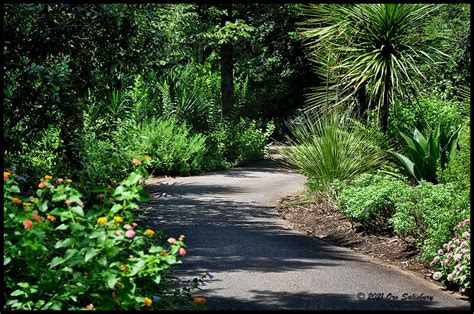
[300,4,445,131]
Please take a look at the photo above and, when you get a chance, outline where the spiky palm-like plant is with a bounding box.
[299,4,446,130]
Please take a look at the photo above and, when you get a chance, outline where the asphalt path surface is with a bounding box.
[144,156,470,310]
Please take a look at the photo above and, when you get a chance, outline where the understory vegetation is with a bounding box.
[279,3,470,294]
[3,3,470,308]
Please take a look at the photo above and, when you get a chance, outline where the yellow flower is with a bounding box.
[31,199,39,204]
[47,214,57,222]
[97,217,108,224]
[11,197,22,204]
[44,175,53,180]
[113,216,123,223]
[144,155,152,160]
[4,171,10,181]
[144,297,152,307]
[159,251,168,256]
[23,202,32,206]
[145,229,155,236]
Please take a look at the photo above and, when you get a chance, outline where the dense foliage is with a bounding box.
[4,161,204,310]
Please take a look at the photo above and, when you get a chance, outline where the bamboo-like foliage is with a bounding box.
[299,4,446,128]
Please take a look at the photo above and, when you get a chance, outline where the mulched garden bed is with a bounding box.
[275,193,435,280]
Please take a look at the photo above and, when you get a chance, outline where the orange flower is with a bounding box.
[97,217,108,224]
[132,158,141,166]
[144,155,152,160]
[193,297,206,304]
[11,197,22,204]
[120,264,127,272]
[144,297,152,307]
[132,222,138,227]
[57,178,64,183]
[44,175,53,180]
[145,229,155,236]
[47,214,56,222]
[159,251,168,256]
[23,220,33,229]
[66,178,73,183]
[38,182,47,189]
[4,171,10,181]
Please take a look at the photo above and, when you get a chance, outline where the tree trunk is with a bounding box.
[60,100,84,175]
[380,77,391,132]
[357,84,368,121]
[220,6,234,121]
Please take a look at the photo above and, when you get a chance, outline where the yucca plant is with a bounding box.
[279,110,387,191]
[389,124,461,183]
[299,4,446,130]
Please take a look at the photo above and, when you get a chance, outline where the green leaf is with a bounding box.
[50,257,64,268]
[153,274,161,285]
[71,206,84,217]
[149,246,164,254]
[52,192,67,202]
[110,204,123,214]
[18,282,29,288]
[4,256,11,265]
[54,238,74,249]
[84,248,100,263]
[55,224,68,230]
[107,276,117,289]
[10,290,26,296]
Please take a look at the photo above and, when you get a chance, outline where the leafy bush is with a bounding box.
[204,118,275,169]
[438,120,470,192]
[331,174,408,227]
[4,125,69,194]
[388,95,468,146]
[3,159,201,310]
[279,111,386,191]
[390,181,469,261]
[430,219,470,294]
[77,117,208,187]
[138,118,208,176]
[389,123,461,183]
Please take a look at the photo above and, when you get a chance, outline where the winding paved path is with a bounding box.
[144,156,470,310]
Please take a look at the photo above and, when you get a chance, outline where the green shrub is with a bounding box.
[388,95,468,146]
[4,125,69,194]
[438,120,470,192]
[77,117,208,187]
[141,118,208,176]
[279,111,387,191]
[3,159,201,310]
[430,219,470,294]
[390,181,469,261]
[331,174,408,226]
[204,118,275,169]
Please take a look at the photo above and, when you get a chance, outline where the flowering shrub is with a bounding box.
[4,157,203,310]
[430,219,471,294]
